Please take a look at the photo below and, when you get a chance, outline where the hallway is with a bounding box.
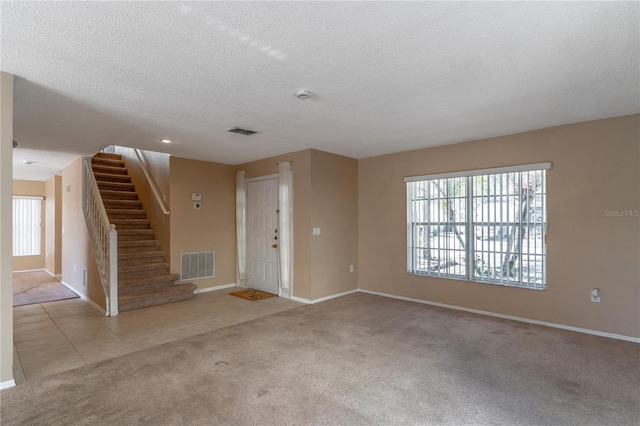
[13,287,301,383]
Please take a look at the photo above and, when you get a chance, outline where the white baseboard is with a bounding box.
[193,283,236,294]
[1,379,16,390]
[43,269,62,280]
[12,268,46,273]
[292,289,359,305]
[358,289,640,343]
[60,281,107,316]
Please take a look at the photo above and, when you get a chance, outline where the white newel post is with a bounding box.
[109,224,119,316]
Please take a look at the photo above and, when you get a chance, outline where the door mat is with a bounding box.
[230,289,276,301]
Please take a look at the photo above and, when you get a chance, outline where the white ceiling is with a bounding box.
[2,1,639,181]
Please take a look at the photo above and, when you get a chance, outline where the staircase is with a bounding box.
[91,152,196,312]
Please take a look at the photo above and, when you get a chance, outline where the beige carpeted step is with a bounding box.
[118,251,165,266]
[92,157,125,167]
[118,283,197,312]
[117,232,157,242]
[91,164,128,175]
[97,181,135,192]
[106,209,147,219]
[94,172,132,183]
[119,273,181,289]
[118,262,170,279]
[110,219,150,230]
[104,199,143,210]
[100,189,139,200]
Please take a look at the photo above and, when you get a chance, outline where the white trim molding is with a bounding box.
[193,283,236,294]
[292,289,359,305]
[1,379,16,390]
[12,268,46,273]
[358,289,640,343]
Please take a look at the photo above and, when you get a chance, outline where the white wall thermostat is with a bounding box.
[192,192,202,201]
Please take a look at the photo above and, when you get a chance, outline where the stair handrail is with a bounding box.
[133,148,170,215]
[82,156,119,316]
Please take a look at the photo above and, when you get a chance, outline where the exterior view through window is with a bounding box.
[406,164,548,290]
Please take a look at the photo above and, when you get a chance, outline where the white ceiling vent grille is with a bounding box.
[228,127,258,136]
[181,251,215,281]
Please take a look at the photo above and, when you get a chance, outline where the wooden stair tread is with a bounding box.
[92,158,125,167]
[94,152,122,159]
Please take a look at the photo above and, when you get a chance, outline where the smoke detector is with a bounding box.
[295,89,311,100]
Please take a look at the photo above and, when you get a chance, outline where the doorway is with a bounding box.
[246,178,279,294]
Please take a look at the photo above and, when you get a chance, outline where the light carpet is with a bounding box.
[2,293,638,425]
[12,270,78,306]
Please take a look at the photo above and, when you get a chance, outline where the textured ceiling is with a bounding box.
[2,1,639,181]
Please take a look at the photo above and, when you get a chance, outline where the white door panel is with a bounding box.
[247,179,279,294]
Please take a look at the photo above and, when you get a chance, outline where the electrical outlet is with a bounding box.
[591,288,601,303]
[83,269,88,289]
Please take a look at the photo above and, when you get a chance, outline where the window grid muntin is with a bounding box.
[408,169,546,290]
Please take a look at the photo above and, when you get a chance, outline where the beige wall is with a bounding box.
[237,149,359,300]
[12,180,46,272]
[118,147,171,259]
[358,115,640,338]
[309,150,359,299]
[238,150,313,299]
[61,158,105,309]
[45,175,62,276]
[169,157,236,290]
[1,72,14,384]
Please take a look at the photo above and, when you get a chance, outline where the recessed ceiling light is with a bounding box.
[159,139,172,144]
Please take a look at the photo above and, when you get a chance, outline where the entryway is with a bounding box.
[246,178,279,295]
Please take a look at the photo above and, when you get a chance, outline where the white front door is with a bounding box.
[247,178,279,294]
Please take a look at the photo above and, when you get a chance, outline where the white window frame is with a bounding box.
[13,196,43,257]
[405,163,550,290]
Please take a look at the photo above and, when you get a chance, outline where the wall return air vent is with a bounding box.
[228,127,258,136]
[181,251,215,281]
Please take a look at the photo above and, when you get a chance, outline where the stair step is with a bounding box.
[119,273,181,288]
[91,164,128,175]
[119,263,169,279]
[92,157,125,167]
[117,231,157,242]
[118,283,197,312]
[100,190,139,200]
[94,152,122,160]
[118,251,165,266]
[94,172,131,183]
[111,219,150,230]
[97,181,135,192]
[106,209,147,219]
[104,199,142,210]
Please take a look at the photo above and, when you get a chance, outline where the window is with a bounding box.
[406,163,549,290]
[13,196,43,256]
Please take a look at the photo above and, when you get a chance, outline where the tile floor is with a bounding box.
[13,287,302,384]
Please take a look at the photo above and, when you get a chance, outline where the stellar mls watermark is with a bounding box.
[604,209,639,217]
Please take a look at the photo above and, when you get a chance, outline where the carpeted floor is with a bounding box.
[2,292,639,425]
[12,271,78,306]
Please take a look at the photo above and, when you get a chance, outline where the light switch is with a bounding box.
[312,227,321,236]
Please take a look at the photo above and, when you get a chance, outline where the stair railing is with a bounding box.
[134,149,170,215]
[82,157,119,316]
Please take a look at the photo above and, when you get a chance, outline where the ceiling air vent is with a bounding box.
[228,127,258,136]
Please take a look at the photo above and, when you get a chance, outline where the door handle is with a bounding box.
[272,244,278,248]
